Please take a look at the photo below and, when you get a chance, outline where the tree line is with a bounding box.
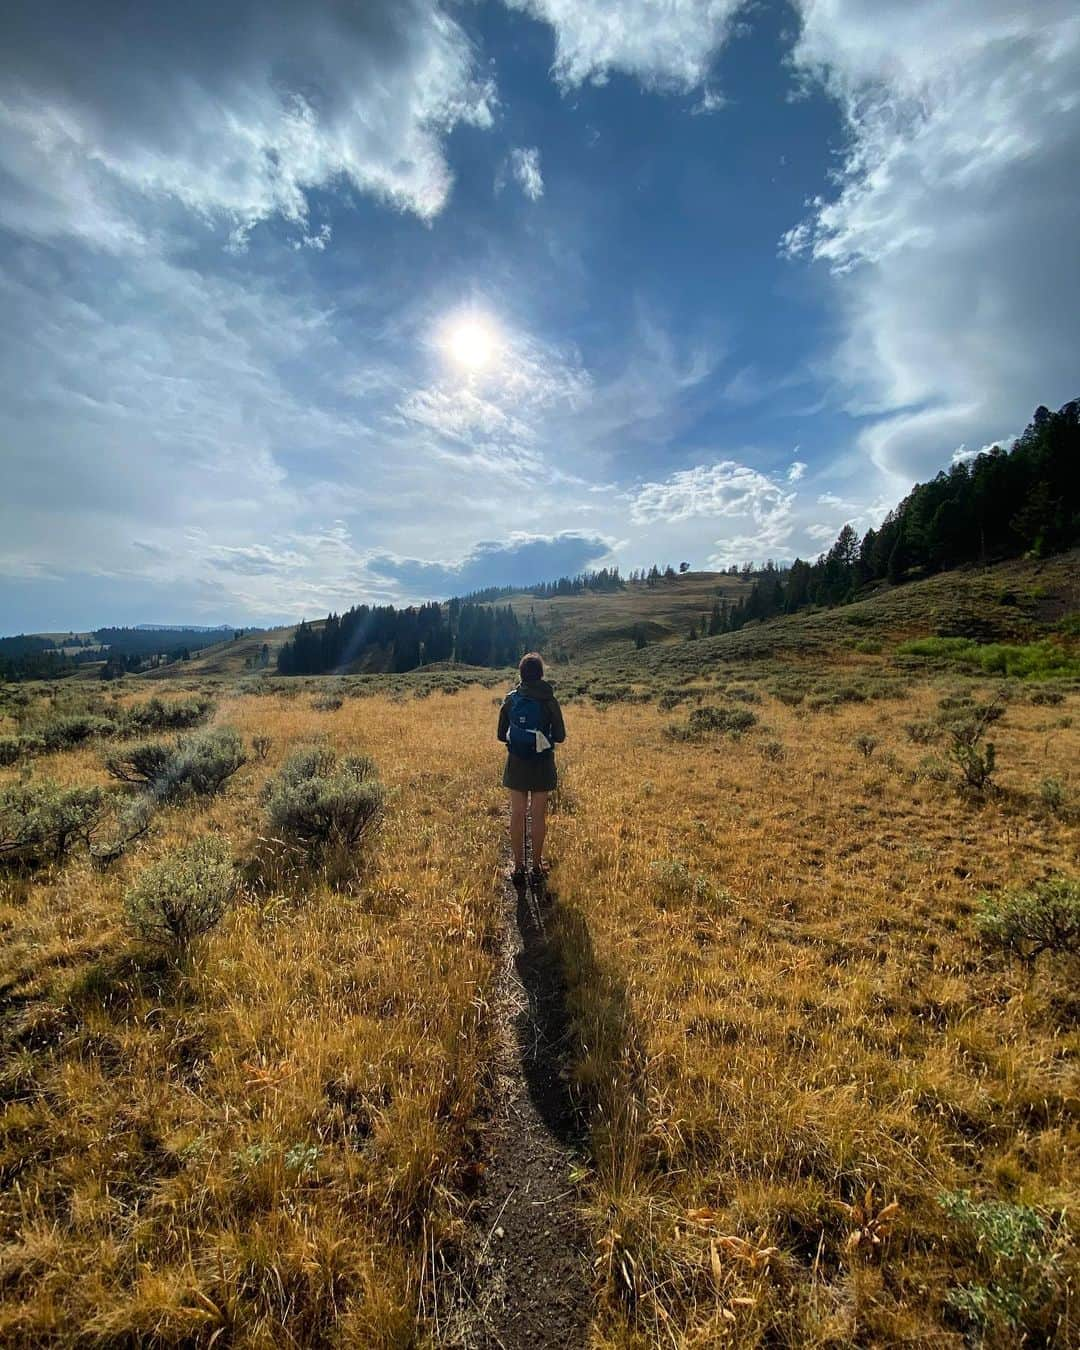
[277,600,541,675]
[716,398,1079,633]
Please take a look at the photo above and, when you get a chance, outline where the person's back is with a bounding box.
[497,653,565,884]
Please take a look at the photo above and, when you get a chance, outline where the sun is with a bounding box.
[441,312,499,373]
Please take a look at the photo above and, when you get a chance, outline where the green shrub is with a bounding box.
[123,836,235,950]
[941,695,1004,791]
[904,719,939,745]
[1039,777,1066,815]
[670,705,758,741]
[150,727,247,803]
[36,713,117,752]
[0,781,106,867]
[88,795,155,868]
[263,747,384,859]
[650,859,728,910]
[915,753,951,784]
[311,693,344,712]
[252,734,273,761]
[853,733,879,759]
[105,740,175,785]
[121,696,213,734]
[725,686,761,704]
[0,737,22,767]
[975,875,1080,964]
[938,1191,1063,1340]
[899,636,1080,680]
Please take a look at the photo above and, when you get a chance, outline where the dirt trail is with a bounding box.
[444,865,592,1348]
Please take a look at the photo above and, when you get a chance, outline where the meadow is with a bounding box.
[0,632,1077,1345]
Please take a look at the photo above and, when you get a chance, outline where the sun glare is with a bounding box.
[441,312,499,373]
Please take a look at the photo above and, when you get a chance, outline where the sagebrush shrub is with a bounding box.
[263,747,384,858]
[36,713,117,752]
[1038,777,1065,814]
[942,695,1003,790]
[148,727,247,802]
[0,781,105,867]
[726,686,761,704]
[121,696,213,735]
[975,875,1080,964]
[123,835,235,950]
[105,740,175,785]
[671,705,758,741]
[854,733,879,759]
[650,859,728,909]
[252,734,273,761]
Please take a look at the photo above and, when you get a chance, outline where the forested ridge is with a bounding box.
[277,600,541,675]
[717,397,1079,634]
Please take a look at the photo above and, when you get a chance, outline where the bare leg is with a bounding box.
[509,790,527,869]
[529,791,548,868]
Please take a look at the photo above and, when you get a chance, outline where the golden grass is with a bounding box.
[1,673,1077,1346]
[548,682,1079,1346]
[0,687,504,1346]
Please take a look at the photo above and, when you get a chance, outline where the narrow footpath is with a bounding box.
[444,864,592,1348]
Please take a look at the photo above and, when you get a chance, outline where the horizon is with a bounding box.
[2,1,1078,633]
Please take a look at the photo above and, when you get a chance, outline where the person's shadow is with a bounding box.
[508,875,586,1147]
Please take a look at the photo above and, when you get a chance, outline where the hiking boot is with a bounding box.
[507,864,527,885]
[529,859,550,885]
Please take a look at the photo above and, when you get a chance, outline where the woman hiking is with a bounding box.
[497,652,566,885]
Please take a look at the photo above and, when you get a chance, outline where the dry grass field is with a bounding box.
[0,682,507,1345]
[0,641,1077,1345]
[548,678,1078,1346]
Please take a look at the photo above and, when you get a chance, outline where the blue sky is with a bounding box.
[1,0,1077,632]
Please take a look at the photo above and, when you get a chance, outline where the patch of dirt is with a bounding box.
[442,868,592,1348]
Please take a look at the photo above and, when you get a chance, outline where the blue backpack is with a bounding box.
[506,689,552,759]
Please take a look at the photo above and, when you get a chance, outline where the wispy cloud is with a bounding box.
[504,0,747,91]
[509,146,544,200]
[783,0,1080,483]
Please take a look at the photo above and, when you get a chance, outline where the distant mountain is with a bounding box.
[133,624,234,632]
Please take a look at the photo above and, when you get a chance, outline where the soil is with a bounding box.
[441,867,592,1348]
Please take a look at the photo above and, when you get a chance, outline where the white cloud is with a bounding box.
[0,1,495,251]
[951,435,1016,465]
[784,0,1080,485]
[510,146,544,200]
[692,87,728,116]
[787,460,807,482]
[505,0,747,91]
[630,461,795,532]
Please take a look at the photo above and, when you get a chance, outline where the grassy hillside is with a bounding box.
[139,627,296,681]
[494,571,753,660]
[578,550,1080,682]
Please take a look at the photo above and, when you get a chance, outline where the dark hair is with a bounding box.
[518,651,543,683]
